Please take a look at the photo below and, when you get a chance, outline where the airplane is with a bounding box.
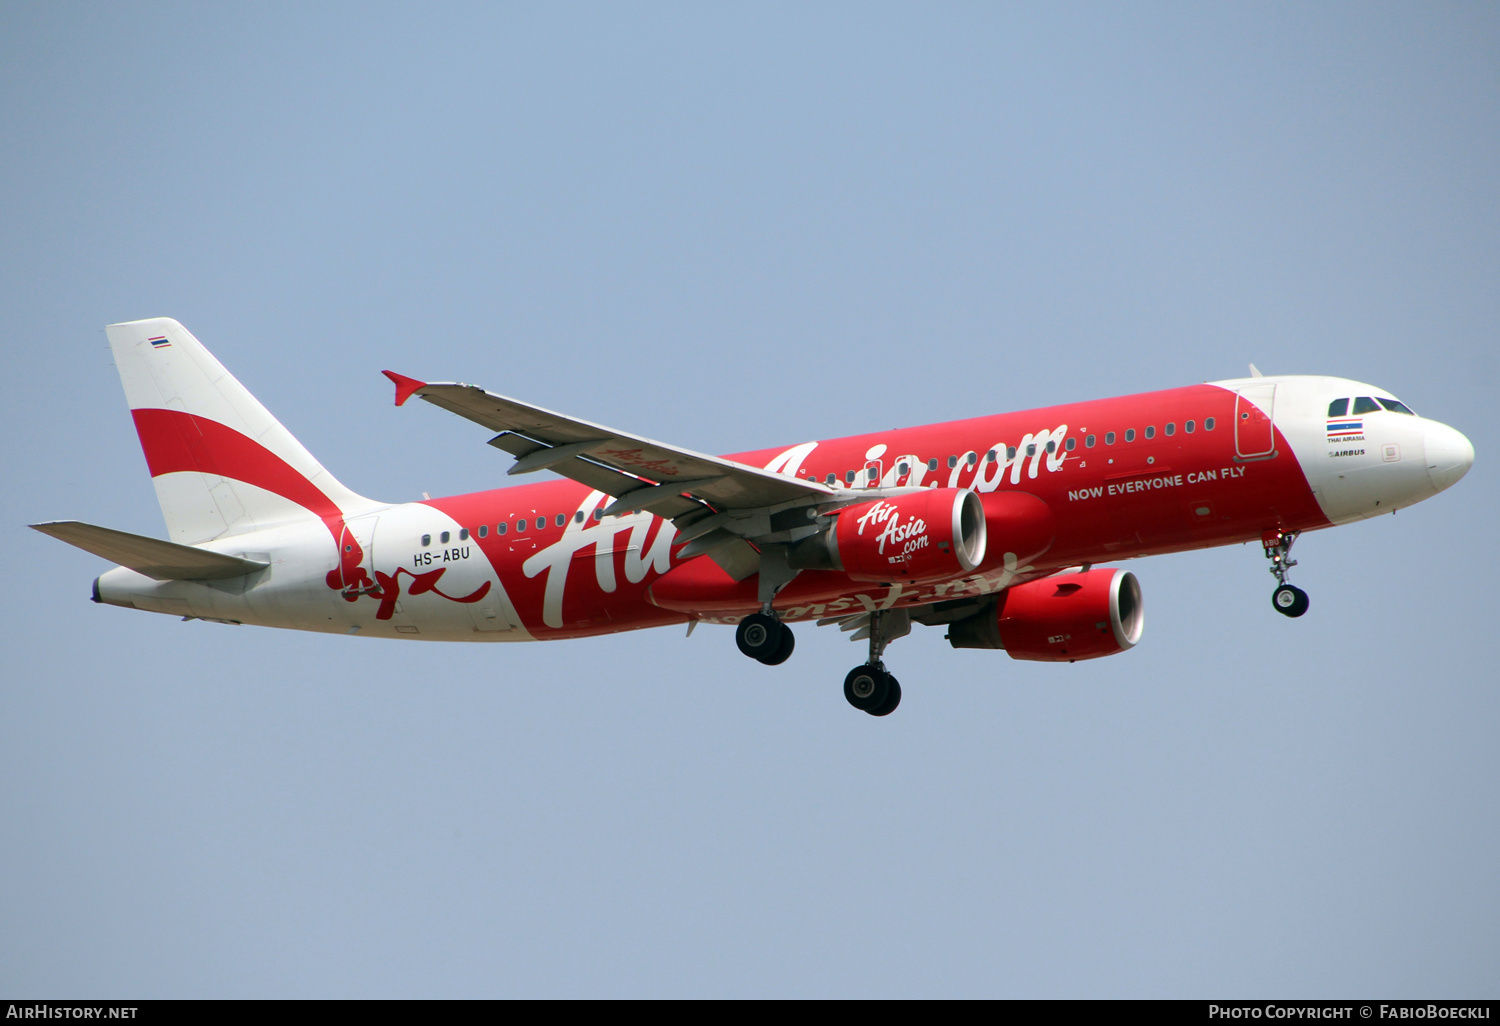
[32,318,1474,717]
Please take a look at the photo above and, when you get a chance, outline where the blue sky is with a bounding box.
[2,2,1496,996]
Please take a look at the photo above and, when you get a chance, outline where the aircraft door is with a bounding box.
[1235,384,1277,460]
[331,514,379,596]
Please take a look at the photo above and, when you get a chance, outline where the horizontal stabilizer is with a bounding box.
[30,521,269,581]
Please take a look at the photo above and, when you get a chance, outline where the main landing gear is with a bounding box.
[1263,529,1310,618]
[845,665,901,717]
[843,609,903,717]
[733,603,905,717]
[736,609,796,665]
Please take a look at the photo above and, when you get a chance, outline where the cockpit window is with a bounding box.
[1352,396,1381,415]
[1378,398,1415,415]
[1327,398,1349,417]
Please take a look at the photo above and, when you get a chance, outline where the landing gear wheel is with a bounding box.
[759,625,796,666]
[736,612,783,661]
[844,666,891,712]
[1262,530,1308,618]
[867,676,901,717]
[1272,584,1309,618]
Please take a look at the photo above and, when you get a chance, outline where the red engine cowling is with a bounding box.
[948,568,1144,661]
[827,488,987,584]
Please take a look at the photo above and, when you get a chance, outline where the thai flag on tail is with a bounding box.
[147,336,170,349]
[1326,418,1362,437]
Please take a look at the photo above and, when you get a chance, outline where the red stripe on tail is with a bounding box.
[131,408,345,536]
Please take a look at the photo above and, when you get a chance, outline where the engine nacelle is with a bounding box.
[792,489,987,585]
[947,568,1143,661]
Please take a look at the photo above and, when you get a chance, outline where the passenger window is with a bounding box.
[927,458,939,472]
[440,531,450,544]
[1124,429,1135,442]
[556,514,566,527]
[1025,444,1036,457]
[1379,398,1415,415]
[1352,397,1381,415]
[1105,432,1116,445]
[593,509,604,521]
[1006,446,1017,459]
[459,528,469,541]
[516,519,526,533]
[985,449,998,463]
[845,471,857,484]
[1044,441,1055,454]
[825,473,835,485]
[867,467,878,481]
[1327,398,1349,417]
[966,452,978,466]
[1185,420,1196,433]
[497,522,507,535]
[574,511,585,524]
[947,455,958,468]
[897,461,910,475]
[1065,437,1076,451]
[536,517,546,530]
[421,533,431,547]
[477,525,487,538]
[1085,434,1096,448]
[1165,423,1175,436]
[1204,418,1215,430]
[1144,426,1155,440]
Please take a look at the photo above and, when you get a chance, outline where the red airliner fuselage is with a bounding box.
[414,382,1320,639]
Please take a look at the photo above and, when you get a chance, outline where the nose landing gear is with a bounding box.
[1263,529,1309,618]
[1273,584,1309,617]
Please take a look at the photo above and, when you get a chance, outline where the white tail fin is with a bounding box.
[106,317,374,544]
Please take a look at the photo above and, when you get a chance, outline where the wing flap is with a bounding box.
[31,521,269,581]
[484,433,703,517]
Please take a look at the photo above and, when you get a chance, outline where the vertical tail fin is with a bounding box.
[106,317,374,544]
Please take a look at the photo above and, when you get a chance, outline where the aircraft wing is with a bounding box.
[383,371,834,519]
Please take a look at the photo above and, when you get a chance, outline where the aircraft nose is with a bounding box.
[1424,420,1474,493]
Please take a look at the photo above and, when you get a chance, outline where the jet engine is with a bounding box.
[790,488,986,585]
[946,567,1143,661]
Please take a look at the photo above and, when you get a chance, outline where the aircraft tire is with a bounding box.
[867,676,902,717]
[758,624,795,666]
[844,665,890,712]
[1272,584,1310,618]
[736,612,783,660]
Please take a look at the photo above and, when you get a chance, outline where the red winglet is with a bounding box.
[382,370,428,407]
